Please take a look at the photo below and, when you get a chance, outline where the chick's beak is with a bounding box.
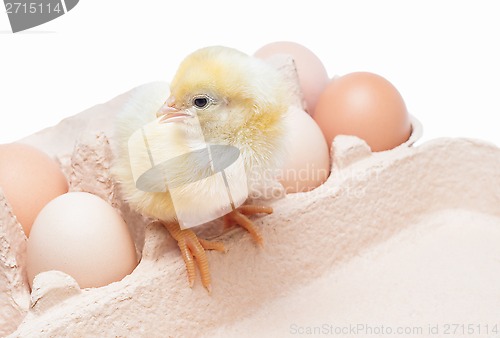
[156,98,194,124]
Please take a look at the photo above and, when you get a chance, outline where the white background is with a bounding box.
[0,0,499,146]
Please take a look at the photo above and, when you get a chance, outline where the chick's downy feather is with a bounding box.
[113,46,288,224]
[113,81,178,221]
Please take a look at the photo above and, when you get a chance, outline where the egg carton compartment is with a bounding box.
[1,67,500,337]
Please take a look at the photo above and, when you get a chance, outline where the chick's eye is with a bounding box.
[193,97,209,109]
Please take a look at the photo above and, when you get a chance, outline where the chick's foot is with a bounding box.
[223,204,273,245]
[162,222,225,293]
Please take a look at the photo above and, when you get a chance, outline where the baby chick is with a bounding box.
[113,46,288,292]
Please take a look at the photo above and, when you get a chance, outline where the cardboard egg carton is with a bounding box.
[1,61,500,337]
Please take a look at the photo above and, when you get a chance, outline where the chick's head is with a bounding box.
[163,46,288,151]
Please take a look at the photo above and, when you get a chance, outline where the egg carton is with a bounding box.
[1,65,500,337]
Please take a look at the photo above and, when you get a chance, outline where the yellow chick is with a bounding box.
[113,46,288,292]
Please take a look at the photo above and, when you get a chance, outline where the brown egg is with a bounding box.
[314,72,412,152]
[254,41,329,116]
[0,143,68,236]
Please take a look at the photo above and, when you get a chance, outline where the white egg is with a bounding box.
[278,107,330,193]
[27,192,137,289]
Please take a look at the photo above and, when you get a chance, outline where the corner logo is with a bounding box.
[4,0,79,33]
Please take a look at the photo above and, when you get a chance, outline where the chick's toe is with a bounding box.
[163,222,225,293]
[223,205,273,246]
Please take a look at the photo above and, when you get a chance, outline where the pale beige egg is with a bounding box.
[26,192,137,289]
[254,41,329,116]
[278,107,330,193]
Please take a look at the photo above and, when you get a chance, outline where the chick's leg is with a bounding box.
[162,222,225,293]
[223,205,273,245]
